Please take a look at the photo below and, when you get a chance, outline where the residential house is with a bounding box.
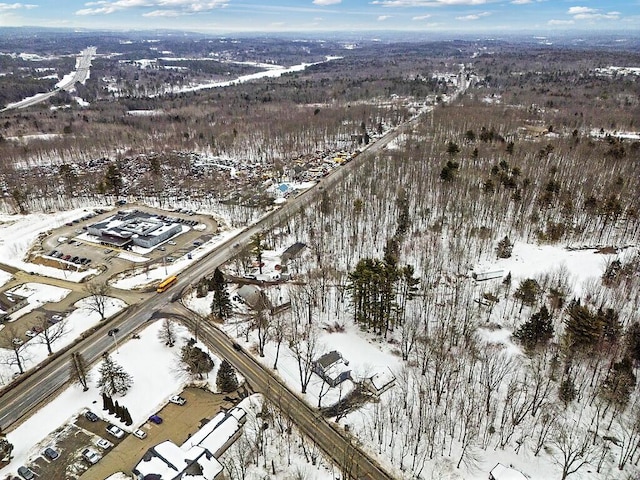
[313,351,351,387]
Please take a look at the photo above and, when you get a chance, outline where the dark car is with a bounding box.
[17,466,34,480]
[43,447,59,460]
[232,342,242,351]
[148,414,163,424]
[71,256,79,263]
[85,410,99,422]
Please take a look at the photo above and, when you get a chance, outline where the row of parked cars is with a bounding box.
[49,250,92,265]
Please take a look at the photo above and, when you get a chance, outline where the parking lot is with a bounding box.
[0,204,218,349]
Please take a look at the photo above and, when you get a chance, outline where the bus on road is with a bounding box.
[157,275,177,293]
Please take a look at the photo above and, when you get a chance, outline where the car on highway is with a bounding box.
[232,342,242,351]
[84,410,99,422]
[106,424,124,438]
[148,414,163,424]
[81,447,101,464]
[133,429,147,439]
[96,437,113,449]
[43,447,59,460]
[169,395,186,406]
[17,466,34,479]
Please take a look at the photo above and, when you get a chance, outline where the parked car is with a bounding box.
[104,249,114,254]
[148,414,163,424]
[106,424,124,439]
[193,241,202,246]
[96,437,113,449]
[50,315,64,324]
[71,256,79,263]
[49,250,58,256]
[169,395,186,406]
[17,466,34,480]
[168,241,177,246]
[63,254,71,261]
[81,447,101,464]
[43,447,59,460]
[12,338,23,346]
[31,326,44,334]
[84,410,99,422]
[133,429,147,439]
[25,330,37,338]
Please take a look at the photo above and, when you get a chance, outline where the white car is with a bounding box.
[82,447,101,464]
[25,330,37,338]
[169,395,186,406]
[133,429,147,439]
[96,437,113,449]
[105,424,124,439]
[168,241,177,246]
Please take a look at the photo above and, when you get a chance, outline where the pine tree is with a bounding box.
[513,305,554,352]
[211,267,232,320]
[599,357,636,411]
[216,359,239,393]
[559,377,576,407]
[496,235,514,258]
[105,394,115,414]
[123,407,133,426]
[180,342,214,379]
[97,353,133,396]
[514,278,540,313]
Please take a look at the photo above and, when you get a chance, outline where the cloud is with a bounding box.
[567,6,595,15]
[312,0,341,5]
[371,0,491,6]
[75,0,229,16]
[378,15,391,20]
[456,11,490,20]
[548,19,574,25]
[412,14,432,20]
[567,6,619,21]
[0,2,38,11]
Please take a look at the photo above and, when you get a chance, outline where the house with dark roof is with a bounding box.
[313,351,352,387]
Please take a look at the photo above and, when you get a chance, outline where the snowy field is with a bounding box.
[0,210,100,282]
[4,282,71,320]
[0,295,127,386]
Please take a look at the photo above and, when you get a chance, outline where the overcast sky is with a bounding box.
[0,1,637,34]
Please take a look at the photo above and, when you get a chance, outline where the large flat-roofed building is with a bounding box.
[87,210,182,249]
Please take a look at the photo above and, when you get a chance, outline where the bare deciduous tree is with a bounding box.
[84,281,111,321]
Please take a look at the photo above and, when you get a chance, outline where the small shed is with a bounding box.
[281,242,306,264]
[364,369,396,397]
[236,285,270,310]
[489,463,527,480]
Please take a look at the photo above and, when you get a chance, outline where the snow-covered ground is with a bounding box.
[0,210,100,282]
[0,295,127,386]
[3,282,71,320]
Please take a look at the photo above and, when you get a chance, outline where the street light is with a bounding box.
[107,328,120,354]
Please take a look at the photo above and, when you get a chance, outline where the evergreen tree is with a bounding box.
[625,322,640,366]
[251,233,265,274]
[114,400,122,419]
[211,267,232,320]
[105,394,115,414]
[123,407,133,426]
[180,342,214,379]
[513,305,554,352]
[496,235,514,259]
[514,278,540,313]
[559,377,576,407]
[104,163,123,196]
[599,357,636,411]
[439,160,459,182]
[216,359,239,393]
[97,353,133,396]
[102,392,109,411]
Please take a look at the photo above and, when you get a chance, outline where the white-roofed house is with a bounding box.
[489,463,528,480]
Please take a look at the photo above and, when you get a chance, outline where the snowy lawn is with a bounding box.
[4,282,71,320]
[0,296,127,386]
[0,210,101,282]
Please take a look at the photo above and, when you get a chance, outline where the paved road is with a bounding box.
[177,307,393,480]
[0,110,419,477]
